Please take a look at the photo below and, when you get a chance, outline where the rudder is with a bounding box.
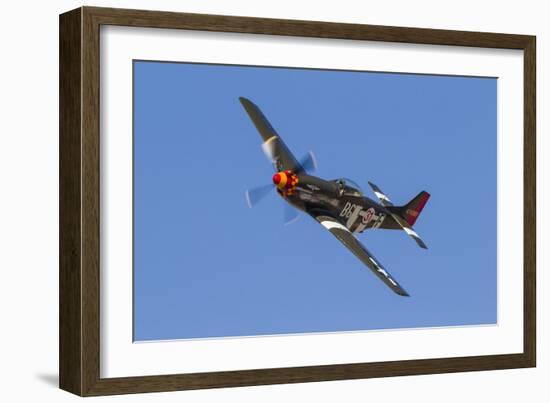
[401,191,430,226]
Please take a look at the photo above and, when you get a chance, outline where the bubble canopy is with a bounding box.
[333,178,364,197]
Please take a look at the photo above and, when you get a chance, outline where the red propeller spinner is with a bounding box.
[272,170,299,195]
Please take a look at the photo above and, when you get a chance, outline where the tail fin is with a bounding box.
[401,191,430,226]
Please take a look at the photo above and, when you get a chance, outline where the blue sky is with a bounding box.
[133,60,497,341]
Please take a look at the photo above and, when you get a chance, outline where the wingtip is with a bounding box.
[418,239,428,249]
[239,96,251,106]
[367,181,378,190]
[398,289,410,297]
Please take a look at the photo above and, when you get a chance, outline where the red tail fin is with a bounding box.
[402,191,430,226]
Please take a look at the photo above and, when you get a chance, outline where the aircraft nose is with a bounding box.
[272,173,282,185]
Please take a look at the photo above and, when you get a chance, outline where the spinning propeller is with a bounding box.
[245,150,317,225]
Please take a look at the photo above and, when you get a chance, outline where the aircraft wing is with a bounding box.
[239,97,303,172]
[307,209,410,296]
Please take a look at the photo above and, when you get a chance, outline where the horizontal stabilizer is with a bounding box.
[368,181,429,249]
[391,213,428,249]
[368,181,393,207]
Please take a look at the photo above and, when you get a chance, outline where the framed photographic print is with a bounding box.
[59,6,536,396]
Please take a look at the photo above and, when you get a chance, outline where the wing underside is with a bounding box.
[308,209,409,296]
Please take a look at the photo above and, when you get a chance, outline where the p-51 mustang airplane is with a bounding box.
[240,97,430,297]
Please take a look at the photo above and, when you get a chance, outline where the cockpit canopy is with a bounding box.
[333,178,364,197]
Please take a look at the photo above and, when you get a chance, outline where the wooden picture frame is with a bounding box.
[59,6,536,396]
